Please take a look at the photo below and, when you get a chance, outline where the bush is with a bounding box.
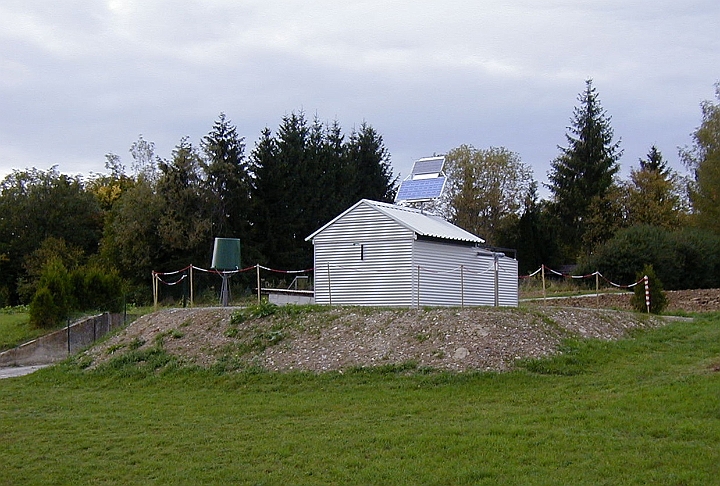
[580,225,720,290]
[29,260,124,328]
[76,265,124,312]
[29,259,73,328]
[630,264,668,314]
[29,287,62,328]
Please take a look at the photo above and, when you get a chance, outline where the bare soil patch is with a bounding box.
[530,288,720,313]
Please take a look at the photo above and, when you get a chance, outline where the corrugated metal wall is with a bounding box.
[412,241,518,307]
[496,256,519,306]
[312,203,416,306]
[310,202,519,307]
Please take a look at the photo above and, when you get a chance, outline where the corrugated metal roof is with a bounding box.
[306,199,485,244]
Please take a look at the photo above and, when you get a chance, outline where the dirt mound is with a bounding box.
[81,304,675,373]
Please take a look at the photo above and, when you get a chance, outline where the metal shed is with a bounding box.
[305,199,518,307]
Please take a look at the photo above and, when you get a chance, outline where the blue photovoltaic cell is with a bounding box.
[395,176,446,202]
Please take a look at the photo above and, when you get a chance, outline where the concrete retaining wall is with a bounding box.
[264,289,315,306]
[0,313,125,366]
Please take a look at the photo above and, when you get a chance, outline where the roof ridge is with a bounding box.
[365,199,423,214]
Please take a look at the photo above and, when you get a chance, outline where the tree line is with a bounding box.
[439,80,720,290]
[0,112,396,322]
[1,79,719,325]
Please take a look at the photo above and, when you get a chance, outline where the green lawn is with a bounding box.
[1,313,719,485]
[0,309,41,351]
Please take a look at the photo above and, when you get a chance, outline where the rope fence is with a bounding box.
[151,264,314,308]
[152,262,653,313]
[520,264,650,312]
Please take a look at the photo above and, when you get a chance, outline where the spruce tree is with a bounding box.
[250,114,397,271]
[547,79,622,260]
[201,113,249,239]
[347,122,397,203]
[625,145,687,229]
[250,113,311,270]
[640,144,669,174]
[156,137,211,269]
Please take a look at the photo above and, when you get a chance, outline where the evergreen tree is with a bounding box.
[631,264,668,314]
[347,123,397,203]
[510,182,561,272]
[201,113,250,239]
[250,114,309,270]
[156,137,212,269]
[250,113,397,271]
[547,79,623,261]
[624,145,687,229]
[681,83,720,233]
[640,144,669,174]
[305,118,353,232]
[581,186,627,253]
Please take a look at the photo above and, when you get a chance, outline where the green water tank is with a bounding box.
[211,238,241,270]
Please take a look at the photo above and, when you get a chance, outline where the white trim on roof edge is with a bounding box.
[306,199,484,244]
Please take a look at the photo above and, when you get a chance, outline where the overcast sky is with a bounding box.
[1,1,718,198]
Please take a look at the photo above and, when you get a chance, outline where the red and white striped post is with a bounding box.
[644,275,650,313]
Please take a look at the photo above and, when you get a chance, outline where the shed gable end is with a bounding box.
[310,202,415,243]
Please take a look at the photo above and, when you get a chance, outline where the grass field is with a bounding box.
[0,308,41,351]
[1,313,719,485]
[0,306,153,353]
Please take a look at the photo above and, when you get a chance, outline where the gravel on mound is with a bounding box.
[81,305,672,373]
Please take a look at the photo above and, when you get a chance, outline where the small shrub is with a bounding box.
[631,264,668,314]
[100,347,177,375]
[29,259,73,328]
[29,287,61,329]
[106,343,126,355]
[169,329,184,339]
[415,333,430,343]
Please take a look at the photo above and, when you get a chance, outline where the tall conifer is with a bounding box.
[547,79,622,260]
[201,113,249,239]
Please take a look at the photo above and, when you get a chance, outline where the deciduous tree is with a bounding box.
[442,144,533,245]
[99,178,164,283]
[0,168,102,305]
[681,82,720,233]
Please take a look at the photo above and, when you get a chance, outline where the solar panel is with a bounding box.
[395,176,446,202]
[411,157,444,176]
